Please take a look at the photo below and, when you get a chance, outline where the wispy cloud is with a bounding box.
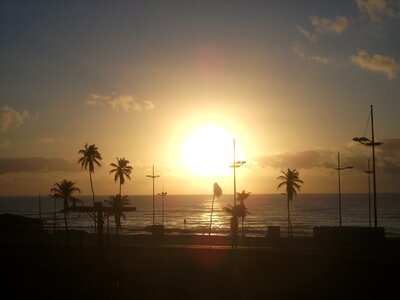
[293,44,332,65]
[85,93,155,112]
[37,137,65,144]
[355,0,397,22]
[296,25,318,42]
[309,15,350,34]
[256,138,400,175]
[0,139,10,149]
[0,106,32,133]
[257,150,337,170]
[351,50,399,79]
[0,157,79,174]
[377,137,400,174]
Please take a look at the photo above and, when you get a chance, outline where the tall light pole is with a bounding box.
[334,152,353,227]
[147,164,160,227]
[230,139,246,207]
[365,159,373,228]
[158,187,167,227]
[353,105,382,230]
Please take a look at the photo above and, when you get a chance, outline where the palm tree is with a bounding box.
[49,179,81,233]
[104,194,130,238]
[110,157,133,195]
[78,143,102,207]
[237,190,251,237]
[223,204,249,250]
[277,168,303,238]
[209,182,222,236]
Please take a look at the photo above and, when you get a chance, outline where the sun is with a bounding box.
[180,125,245,177]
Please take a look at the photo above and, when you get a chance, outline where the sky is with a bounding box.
[0,0,400,196]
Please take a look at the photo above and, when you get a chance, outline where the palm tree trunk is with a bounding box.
[119,181,122,196]
[64,199,69,244]
[242,216,245,237]
[89,171,97,233]
[209,195,215,236]
[89,171,95,206]
[64,199,69,231]
[287,196,292,238]
[115,213,120,244]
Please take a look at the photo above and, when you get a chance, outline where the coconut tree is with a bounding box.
[78,143,102,207]
[49,179,81,233]
[110,157,133,195]
[223,204,249,250]
[104,194,130,238]
[209,182,222,236]
[237,190,251,237]
[277,168,303,238]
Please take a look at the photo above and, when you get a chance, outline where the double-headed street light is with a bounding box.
[353,105,382,230]
[333,152,353,227]
[157,189,167,227]
[147,164,160,227]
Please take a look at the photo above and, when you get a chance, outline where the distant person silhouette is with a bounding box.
[231,216,238,250]
[184,218,187,230]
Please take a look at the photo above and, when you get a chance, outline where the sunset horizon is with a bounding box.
[1,1,399,197]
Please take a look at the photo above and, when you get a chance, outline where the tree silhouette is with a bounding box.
[277,168,303,238]
[104,194,130,239]
[209,182,222,236]
[237,190,251,237]
[50,179,81,233]
[223,203,248,250]
[110,157,133,195]
[78,143,102,207]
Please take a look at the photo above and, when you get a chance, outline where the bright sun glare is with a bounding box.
[180,125,245,177]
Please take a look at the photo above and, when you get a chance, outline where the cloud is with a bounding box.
[355,0,396,22]
[296,25,318,42]
[351,50,399,79]
[108,94,142,112]
[256,137,400,176]
[376,137,400,174]
[257,150,337,170]
[293,44,332,65]
[0,139,10,149]
[37,137,65,144]
[143,100,155,110]
[0,106,32,133]
[0,157,79,174]
[85,93,154,112]
[309,15,349,34]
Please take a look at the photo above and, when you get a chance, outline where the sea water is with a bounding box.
[0,194,399,237]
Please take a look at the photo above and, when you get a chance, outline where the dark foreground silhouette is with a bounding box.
[1,234,400,299]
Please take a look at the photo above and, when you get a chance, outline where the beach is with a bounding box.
[2,233,400,299]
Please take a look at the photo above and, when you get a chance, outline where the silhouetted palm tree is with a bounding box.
[110,157,133,195]
[104,194,130,238]
[209,182,222,236]
[237,190,251,237]
[78,143,102,207]
[223,203,250,226]
[277,168,303,238]
[223,203,248,249]
[50,179,81,232]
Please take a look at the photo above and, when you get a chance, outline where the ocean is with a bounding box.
[0,193,399,237]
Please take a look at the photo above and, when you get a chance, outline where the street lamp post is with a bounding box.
[147,164,160,227]
[158,188,167,227]
[230,139,246,207]
[334,152,353,227]
[365,159,373,228]
[353,105,382,230]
